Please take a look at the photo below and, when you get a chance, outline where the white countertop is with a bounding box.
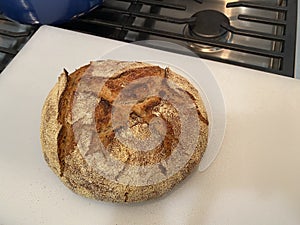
[0,26,300,225]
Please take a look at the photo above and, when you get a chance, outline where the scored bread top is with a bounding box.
[40,60,208,202]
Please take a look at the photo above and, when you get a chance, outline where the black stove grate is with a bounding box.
[60,0,297,77]
[0,15,37,73]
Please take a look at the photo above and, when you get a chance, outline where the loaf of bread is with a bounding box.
[40,60,208,202]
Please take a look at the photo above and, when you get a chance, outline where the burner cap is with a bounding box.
[189,10,230,39]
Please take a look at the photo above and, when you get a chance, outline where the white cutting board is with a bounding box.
[1,26,300,225]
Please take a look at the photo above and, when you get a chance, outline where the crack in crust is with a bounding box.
[57,65,90,177]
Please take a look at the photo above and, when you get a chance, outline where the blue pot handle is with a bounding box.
[0,0,103,25]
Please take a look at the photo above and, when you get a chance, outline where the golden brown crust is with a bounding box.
[40,71,67,177]
[40,60,208,202]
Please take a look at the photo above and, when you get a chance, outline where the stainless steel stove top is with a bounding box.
[60,0,297,77]
[0,16,36,72]
[124,0,286,71]
[0,0,297,77]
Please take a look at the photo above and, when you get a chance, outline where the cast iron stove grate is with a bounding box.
[0,15,37,73]
[60,0,297,78]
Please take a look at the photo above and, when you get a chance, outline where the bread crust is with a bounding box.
[40,60,208,202]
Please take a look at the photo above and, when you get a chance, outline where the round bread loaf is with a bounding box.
[40,60,209,203]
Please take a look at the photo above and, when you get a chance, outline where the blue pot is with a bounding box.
[0,0,103,25]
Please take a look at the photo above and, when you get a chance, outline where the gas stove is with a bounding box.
[0,15,36,73]
[0,0,298,77]
[60,0,298,78]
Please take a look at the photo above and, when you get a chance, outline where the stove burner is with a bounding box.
[184,10,232,54]
[189,10,230,39]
